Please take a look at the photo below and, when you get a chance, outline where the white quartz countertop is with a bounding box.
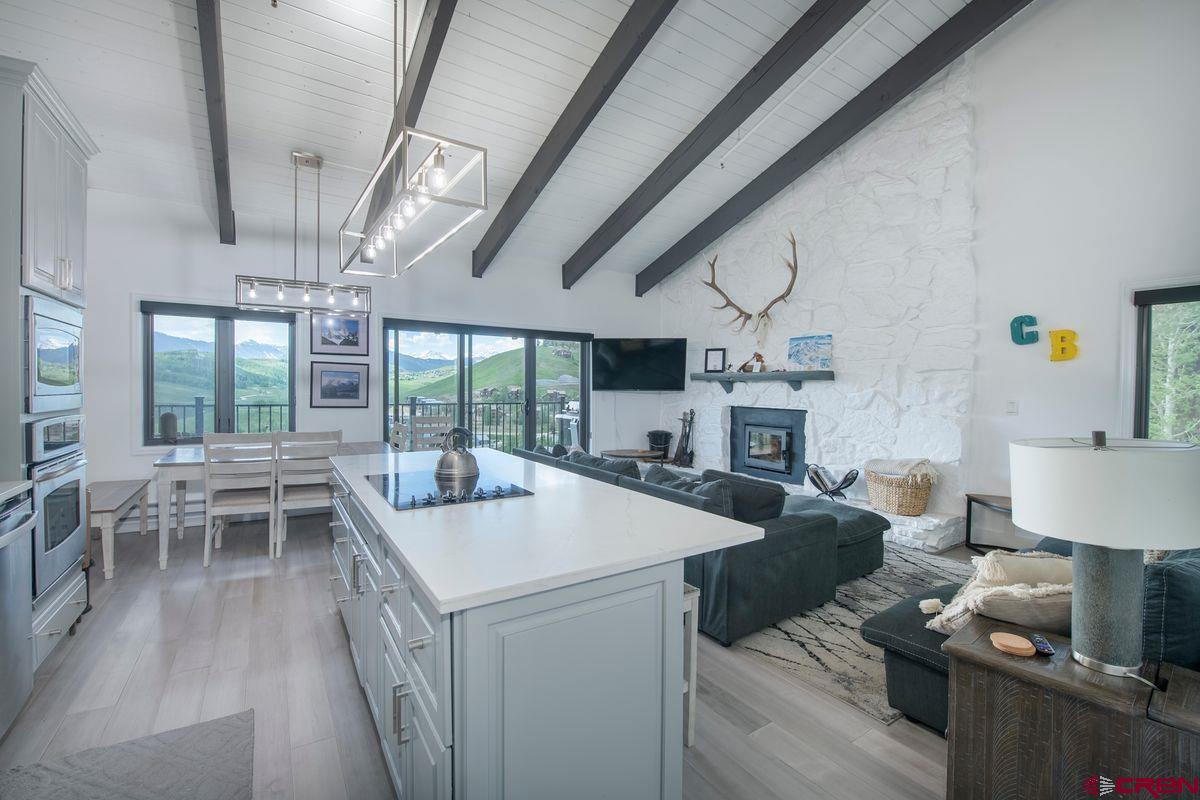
[0,481,31,505]
[331,449,762,614]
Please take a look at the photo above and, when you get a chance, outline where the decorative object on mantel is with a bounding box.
[703,347,726,373]
[806,464,858,501]
[1010,433,1200,681]
[864,458,938,516]
[701,231,798,347]
[672,410,695,468]
[737,352,767,372]
[338,0,486,278]
[689,370,834,394]
[236,152,371,316]
[787,334,832,370]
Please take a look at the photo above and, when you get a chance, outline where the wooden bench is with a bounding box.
[87,479,149,580]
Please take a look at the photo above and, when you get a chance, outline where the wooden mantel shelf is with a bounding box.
[689,370,835,394]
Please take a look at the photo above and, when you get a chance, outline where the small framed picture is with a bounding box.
[311,313,369,357]
[310,361,369,408]
[704,348,727,373]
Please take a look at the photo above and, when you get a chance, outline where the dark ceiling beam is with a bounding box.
[471,0,678,279]
[635,0,1033,296]
[195,0,234,244]
[363,0,458,236]
[561,0,870,289]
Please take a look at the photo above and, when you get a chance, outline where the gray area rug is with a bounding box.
[736,543,975,723]
[0,710,254,800]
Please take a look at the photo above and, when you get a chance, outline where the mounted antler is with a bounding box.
[757,230,798,327]
[702,254,753,332]
[700,231,798,335]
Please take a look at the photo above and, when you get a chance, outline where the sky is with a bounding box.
[157,315,290,346]
[390,330,522,360]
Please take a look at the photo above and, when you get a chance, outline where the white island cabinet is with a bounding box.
[329,449,761,800]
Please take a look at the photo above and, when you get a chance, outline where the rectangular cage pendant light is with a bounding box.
[338,127,487,278]
[237,151,372,317]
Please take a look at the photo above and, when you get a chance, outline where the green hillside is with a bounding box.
[400,343,580,401]
[153,350,290,405]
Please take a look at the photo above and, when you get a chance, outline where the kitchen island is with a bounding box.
[329,448,761,800]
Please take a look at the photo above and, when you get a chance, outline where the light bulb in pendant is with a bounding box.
[327,288,335,304]
[400,196,416,219]
[415,171,431,206]
[382,224,394,241]
[277,283,285,300]
[364,243,377,259]
[372,234,385,250]
[302,285,311,303]
[390,211,405,230]
[351,290,360,306]
[248,281,257,299]
[429,147,447,190]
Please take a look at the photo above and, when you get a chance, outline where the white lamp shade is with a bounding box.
[1010,437,1200,550]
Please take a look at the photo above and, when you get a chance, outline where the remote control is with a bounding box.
[1029,634,1055,656]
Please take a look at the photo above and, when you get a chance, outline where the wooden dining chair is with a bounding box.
[271,430,342,559]
[201,433,275,567]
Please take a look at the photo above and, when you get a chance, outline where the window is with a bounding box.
[142,302,295,444]
[1134,284,1200,442]
[383,320,590,454]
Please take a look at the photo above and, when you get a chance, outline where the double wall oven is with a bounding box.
[26,414,86,600]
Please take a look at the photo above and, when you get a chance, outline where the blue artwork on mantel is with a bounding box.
[787,334,832,370]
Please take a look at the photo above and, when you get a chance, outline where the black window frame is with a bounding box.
[1133,283,1200,438]
[381,318,593,452]
[141,301,297,446]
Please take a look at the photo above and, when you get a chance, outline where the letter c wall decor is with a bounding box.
[1009,315,1080,361]
[1010,315,1039,345]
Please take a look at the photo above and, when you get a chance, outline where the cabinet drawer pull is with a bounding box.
[333,536,348,544]
[407,635,433,651]
[43,629,63,637]
[392,682,414,740]
[380,583,400,594]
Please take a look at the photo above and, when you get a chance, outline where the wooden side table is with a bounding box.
[944,619,1199,799]
[683,582,700,748]
[88,479,149,580]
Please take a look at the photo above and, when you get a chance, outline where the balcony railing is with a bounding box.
[388,397,574,453]
[153,398,291,437]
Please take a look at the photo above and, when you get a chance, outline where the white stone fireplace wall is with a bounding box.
[656,59,976,515]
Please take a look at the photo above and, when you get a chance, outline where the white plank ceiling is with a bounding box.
[0,0,967,285]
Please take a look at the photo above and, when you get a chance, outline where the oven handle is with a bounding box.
[34,457,88,483]
[0,510,38,550]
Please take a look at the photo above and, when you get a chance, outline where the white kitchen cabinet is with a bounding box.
[4,58,95,307]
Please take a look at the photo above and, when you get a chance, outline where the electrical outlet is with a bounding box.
[1005,401,1019,416]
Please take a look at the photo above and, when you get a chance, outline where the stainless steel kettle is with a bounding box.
[434,427,479,492]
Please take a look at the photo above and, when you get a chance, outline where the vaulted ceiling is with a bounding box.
[0,0,1025,291]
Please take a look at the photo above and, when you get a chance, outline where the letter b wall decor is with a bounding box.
[1009,315,1079,361]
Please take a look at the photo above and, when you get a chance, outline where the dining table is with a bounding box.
[152,440,394,570]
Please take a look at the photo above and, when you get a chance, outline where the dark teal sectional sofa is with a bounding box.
[513,449,891,645]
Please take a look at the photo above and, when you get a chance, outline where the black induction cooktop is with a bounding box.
[366,471,533,511]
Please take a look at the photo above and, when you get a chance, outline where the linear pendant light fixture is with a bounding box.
[338,0,486,278]
[237,152,371,317]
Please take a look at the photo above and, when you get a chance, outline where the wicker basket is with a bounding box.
[865,470,932,516]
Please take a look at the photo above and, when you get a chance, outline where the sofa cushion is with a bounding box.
[782,495,890,546]
[700,469,785,524]
[644,464,701,489]
[1144,549,1200,669]
[563,451,641,481]
[860,584,960,674]
[617,474,732,518]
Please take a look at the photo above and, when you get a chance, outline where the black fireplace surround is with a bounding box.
[729,406,807,484]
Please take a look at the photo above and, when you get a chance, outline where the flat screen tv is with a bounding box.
[592,338,686,391]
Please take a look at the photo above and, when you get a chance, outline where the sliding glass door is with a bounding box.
[384,320,590,454]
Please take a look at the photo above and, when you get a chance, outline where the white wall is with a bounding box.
[966,0,1200,492]
[83,189,660,493]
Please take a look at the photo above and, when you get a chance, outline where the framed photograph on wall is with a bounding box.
[311,313,369,357]
[704,347,727,373]
[310,361,369,408]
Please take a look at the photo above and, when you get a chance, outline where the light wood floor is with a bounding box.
[0,518,947,799]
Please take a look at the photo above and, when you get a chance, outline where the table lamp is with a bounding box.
[1009,433,1200,678]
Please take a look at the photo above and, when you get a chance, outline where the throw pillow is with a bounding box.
[532,445,554,456]
[685,479,733,519]
[644,464,699,488]
[922,550,1073,636]
[1143,551,1200,668]
[563,451,640,481]
[701,469,785,523]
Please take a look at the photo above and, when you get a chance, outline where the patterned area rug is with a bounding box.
[0,710,254,800]
[736,543,976,723]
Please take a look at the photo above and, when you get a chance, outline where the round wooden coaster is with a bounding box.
[990,632,1036,657]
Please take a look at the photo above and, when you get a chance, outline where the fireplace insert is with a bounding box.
[744,425,791,473]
